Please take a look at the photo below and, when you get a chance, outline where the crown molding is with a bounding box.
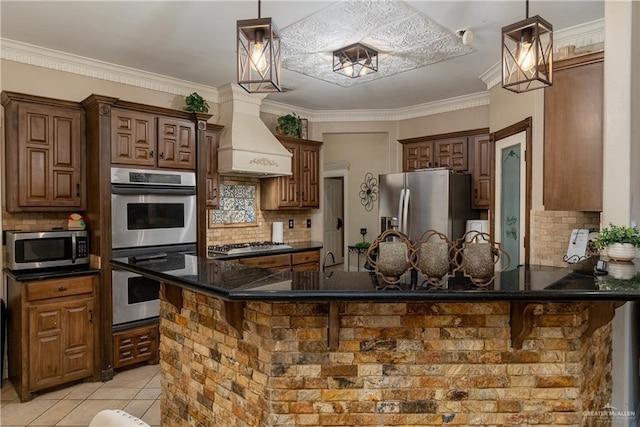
[0,37,516,122]
[479,18,605,90]
[1,38,219,102]
[263,91,489,122]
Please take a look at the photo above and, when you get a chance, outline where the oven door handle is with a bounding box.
[111,184,196,196]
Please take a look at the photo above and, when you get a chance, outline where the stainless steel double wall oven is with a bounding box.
[110,167,197,327]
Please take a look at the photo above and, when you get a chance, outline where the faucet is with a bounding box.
[322,251,335,272]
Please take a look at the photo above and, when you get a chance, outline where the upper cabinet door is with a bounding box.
[157,118,196,170]
[435,137,468,171]
[300,143,320,208]
[543,52,604,211]
[110,109,156,167]
[2,92,85,212]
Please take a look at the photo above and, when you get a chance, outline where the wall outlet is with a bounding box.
[288,219,294,229]
[306,219,311,228]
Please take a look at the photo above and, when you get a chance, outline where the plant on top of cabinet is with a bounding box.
[277,113,302,138]
[184,92,209,113]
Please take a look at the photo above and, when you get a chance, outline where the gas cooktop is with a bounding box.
[208,241,292,255]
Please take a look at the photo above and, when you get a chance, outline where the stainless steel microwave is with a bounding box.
[5,230,89,271]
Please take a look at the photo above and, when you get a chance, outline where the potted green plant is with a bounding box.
[277,113,302,138]
[594,223,640,261]
[184,92,209,113]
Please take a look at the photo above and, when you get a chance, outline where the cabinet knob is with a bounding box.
[58,286,67,291]
[76,183,80,197]
[89,309,93,324]
[149,150,154,158]
[160,152,164,159]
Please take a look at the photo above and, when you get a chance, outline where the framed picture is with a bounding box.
[301,118,308,139]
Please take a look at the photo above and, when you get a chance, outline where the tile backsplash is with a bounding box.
[206,176,313,246]
[210,184,257,226]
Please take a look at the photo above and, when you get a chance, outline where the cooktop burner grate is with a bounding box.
[208,241,292,255]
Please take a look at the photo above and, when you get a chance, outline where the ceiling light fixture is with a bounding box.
[501,0,552,93]
[333,43,378,79]
[237,0,281,93]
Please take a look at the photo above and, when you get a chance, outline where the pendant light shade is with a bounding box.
[333,43,378,78]
[237,8,281,93]
[502,4,553,93]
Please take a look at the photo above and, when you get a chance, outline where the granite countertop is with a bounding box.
[110,253,640,302]
[207,241,324,260]
[4,265,101,281]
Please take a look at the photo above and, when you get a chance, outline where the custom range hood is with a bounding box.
[217,83,292,177]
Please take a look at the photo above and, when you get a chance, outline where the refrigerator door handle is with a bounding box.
[403,189,410,235]
[398,189,405,233]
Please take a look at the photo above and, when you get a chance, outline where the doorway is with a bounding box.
[323,177,344,267]
[491,118,532,268]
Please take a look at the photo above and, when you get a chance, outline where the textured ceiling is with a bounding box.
[281,1,472,87]
[0,1,605,111]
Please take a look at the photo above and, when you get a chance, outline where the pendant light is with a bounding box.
[237,0,281,93]
[502,0,553,93]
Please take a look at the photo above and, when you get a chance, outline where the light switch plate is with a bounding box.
[288,219,294,229]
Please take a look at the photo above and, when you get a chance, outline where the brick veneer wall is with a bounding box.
[160,291,612,426]
[531,210,601,267]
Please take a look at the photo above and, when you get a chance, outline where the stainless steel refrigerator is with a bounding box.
[378,168,477,242]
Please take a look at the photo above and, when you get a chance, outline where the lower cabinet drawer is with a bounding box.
[239,254,291,269]
[26,275,94,302]
[292,250,320,266]
[113,323,159,369]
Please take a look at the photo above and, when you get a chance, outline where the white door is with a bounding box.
[494,132,526,270]
[323,178,344,265]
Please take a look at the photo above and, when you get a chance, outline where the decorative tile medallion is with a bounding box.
[210,184,257,226]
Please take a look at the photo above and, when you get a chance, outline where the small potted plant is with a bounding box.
[276,113,302,138]
[184,92,209,113]
[594,223,640,261]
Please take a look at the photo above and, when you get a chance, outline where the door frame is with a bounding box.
[324,163,350,271]
[490,117,532,266]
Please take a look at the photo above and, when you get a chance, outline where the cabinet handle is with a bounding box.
[58,286,67,291]
[160,152,164,159]
[89,309,93,324]
[149,150,154,158]
[76,183,80,197]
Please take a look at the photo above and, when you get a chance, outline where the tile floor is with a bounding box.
[0,364,160,427]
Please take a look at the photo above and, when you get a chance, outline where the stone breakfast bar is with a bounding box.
[110,252,640,427]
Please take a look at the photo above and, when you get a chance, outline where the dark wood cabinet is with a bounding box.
[1,92,85,212]
[110,108,195,170]
[261,136,322,210]
[292,250,320,271]
[113,323,159,369]
[403,141,435,171]
[400,135,468,172]
[237,250,321,272]
[400,128,489,210]
[544,52,604,211]
[471,134,491,209]
[204,124,221,209]
[157,117,196,170]
[435,138,468,171]
[7,274,98,402]
[299,143,320,208]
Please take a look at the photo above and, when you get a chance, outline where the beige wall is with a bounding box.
[323,132,388,269]
[398,105,489,139]
[0,60,221,116]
